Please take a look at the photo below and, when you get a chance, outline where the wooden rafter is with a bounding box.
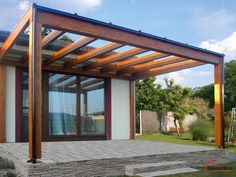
[64,42,123,67]
[101,52,169,73]
[37,10,223,64]
[83,48,147,71]
[118,56,186,75]
[0,8,32,61]
[83,83,104,92]
[81,79,103,88]
[133,60,205,80]
[43,37,96,65]
[49,75,71,85]
[42,30,64,47]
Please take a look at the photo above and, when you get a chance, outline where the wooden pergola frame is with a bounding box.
[0,4,224,163]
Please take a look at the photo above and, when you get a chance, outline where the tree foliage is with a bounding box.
[225,60,236,111]
[192,60,236,112]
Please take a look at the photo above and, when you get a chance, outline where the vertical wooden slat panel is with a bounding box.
[130,81,135,140]
[0,65,6,143]
[214,61,224,148]
[28,7,42,161]
[105,78,111,140]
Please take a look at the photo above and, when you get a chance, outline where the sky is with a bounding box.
[1,0,236,88]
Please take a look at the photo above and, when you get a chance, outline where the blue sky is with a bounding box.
[1,0,236,88]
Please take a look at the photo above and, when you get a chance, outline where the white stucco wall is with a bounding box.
[6,66,16,142]
[111,79,130,140]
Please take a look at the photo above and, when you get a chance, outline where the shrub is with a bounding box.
[189,119,214,141]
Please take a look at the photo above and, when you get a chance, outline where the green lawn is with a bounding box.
[136,133,236,153]
[119,161,236,177]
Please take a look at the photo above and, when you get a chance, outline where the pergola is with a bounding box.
[0,4,224,162]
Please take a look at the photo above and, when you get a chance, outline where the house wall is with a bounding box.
[6,66,16,142]
[111,79,130,140]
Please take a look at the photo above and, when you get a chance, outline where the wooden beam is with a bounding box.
[83,48,147,71]
[130,81,135,140]
[214,61,224,148]
[133,60,205,80]
[64,42,123,67]
[28,8,42,161]
[42,30,64,47]
[118,56,186,75]
[43,37,96,65]
[1,60,132,80]
[101,52,169,73]
[0,65,6,143]
[0,8,31,61]
[37,11,223,64]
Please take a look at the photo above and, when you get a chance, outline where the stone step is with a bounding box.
[136,167,199,177]
[125,161,187,175]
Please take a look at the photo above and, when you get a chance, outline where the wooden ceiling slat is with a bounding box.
[43,37,96,65]
[101,52,169,73]
[64,42,123,67]
[117,56,186,75]
[42,30,64,47]
[83,48,147,71]
[133,60,205,80]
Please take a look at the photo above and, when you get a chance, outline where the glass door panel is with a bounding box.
[80,77,105,136]
[48,73,77,135]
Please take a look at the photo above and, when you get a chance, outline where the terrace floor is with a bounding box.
[0,140,227,177]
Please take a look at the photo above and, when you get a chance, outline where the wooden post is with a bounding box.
[28,7,42,162]
[130,81,135,139]
[0,65,6,143]
[214,60,224,148]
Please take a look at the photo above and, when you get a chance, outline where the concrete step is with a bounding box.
[136,167,199,177]
[125,161,187,175]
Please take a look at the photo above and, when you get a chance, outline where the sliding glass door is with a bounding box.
[48,73,77,135]
[19,70,106,141]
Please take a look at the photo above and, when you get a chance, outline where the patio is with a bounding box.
[0,140,227,177]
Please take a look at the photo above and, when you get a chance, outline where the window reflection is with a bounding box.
[80,77,105,136]
[48,73,77,135]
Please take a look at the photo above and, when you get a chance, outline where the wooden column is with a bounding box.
[0,65,6,143]
[28,7,42,162]
[130,81,135,140]
[214,61,224,148]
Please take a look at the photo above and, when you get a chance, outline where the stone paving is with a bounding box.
[0,140,226,177]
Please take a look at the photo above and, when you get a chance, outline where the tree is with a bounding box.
[225,60,236,112]
[59,35,74,43]
[135,77,164,112]
[192,84,214,108]
[188,97,214,120]
[192,60,236,112]
[162,79,193,135]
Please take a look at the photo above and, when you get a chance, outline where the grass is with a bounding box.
[136,132,236,153]
[119,161,236,177]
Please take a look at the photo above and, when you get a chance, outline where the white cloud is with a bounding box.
[198,71,212,76]
[199,31,236,60]
[18,0,30,11]
[36,0,103,13]
[188,10,236,36]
